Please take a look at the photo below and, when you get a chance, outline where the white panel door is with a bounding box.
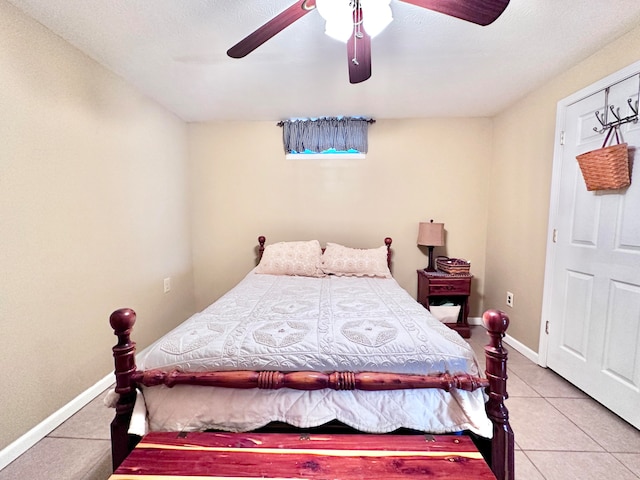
[546,73,640,429]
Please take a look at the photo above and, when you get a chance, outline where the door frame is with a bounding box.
[538,58,640,367]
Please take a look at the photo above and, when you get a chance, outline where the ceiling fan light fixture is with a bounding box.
[316,0,353,41]
[361,0,393,37]
[316,0,392,42]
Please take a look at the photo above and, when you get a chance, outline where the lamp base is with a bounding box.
[423,246,437,272]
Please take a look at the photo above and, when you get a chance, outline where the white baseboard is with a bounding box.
[468,316,483,326]
[469,316,540,364]
[503,333,539,364]
[0,373,114,471]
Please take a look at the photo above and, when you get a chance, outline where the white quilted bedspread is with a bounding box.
[139,271,477,375]
[135,271,493,438]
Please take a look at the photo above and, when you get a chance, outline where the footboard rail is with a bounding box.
[110,308,513,480]
[133,369,489,391]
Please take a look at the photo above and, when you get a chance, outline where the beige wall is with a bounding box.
[0,1,195,450]
[189,118,492,312]
[486,25,640,351]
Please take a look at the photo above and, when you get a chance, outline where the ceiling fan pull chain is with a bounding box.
[352,0,362,65]
[352,38,359,65]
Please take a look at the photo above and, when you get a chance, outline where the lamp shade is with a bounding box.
[417,221,445,247]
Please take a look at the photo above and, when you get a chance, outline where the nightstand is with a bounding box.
[417,269,472,338]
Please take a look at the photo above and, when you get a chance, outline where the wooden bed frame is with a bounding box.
[109,237,514,480]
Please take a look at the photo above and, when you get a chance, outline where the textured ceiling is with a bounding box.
[8,0,640,122]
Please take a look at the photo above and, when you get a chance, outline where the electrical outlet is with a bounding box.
[164,277,171,293]
[506,291,514,308]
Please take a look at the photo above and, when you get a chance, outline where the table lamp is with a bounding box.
[417,220,445,272]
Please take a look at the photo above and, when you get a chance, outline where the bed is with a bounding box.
[109,236,514,480]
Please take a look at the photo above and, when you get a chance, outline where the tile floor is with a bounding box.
[1,325,640,479]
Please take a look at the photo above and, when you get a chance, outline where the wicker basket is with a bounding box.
[576,127,630,191]
[436,257,470,275]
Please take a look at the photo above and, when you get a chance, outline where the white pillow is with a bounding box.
[255,240,324,277]
[321,243,391,278]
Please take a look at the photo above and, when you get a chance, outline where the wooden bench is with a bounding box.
[109,431,497,479]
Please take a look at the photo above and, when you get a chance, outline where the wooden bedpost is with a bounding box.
[258,236,266,263]
[110,308,138,470]
[483,309,515,480]
[384,237,392,269]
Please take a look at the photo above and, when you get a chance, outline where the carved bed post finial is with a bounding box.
[482,309,515,480]
[110,308,138,470]
[258,236,266,264]
[384,237,392,269]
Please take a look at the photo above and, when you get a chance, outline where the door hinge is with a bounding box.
[553,229,558,243]
[545,321,550,335]
[560,131,565,145]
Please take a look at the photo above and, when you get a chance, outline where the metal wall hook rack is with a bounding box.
[593,79,640,134]
[593,99,638,133]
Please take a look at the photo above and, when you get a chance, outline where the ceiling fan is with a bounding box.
[227,0,510,84]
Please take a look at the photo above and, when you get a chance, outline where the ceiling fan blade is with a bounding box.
[398,0,510,26]
[347,31,371,84]
[227,0,316,58]
[347,10,372,84]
